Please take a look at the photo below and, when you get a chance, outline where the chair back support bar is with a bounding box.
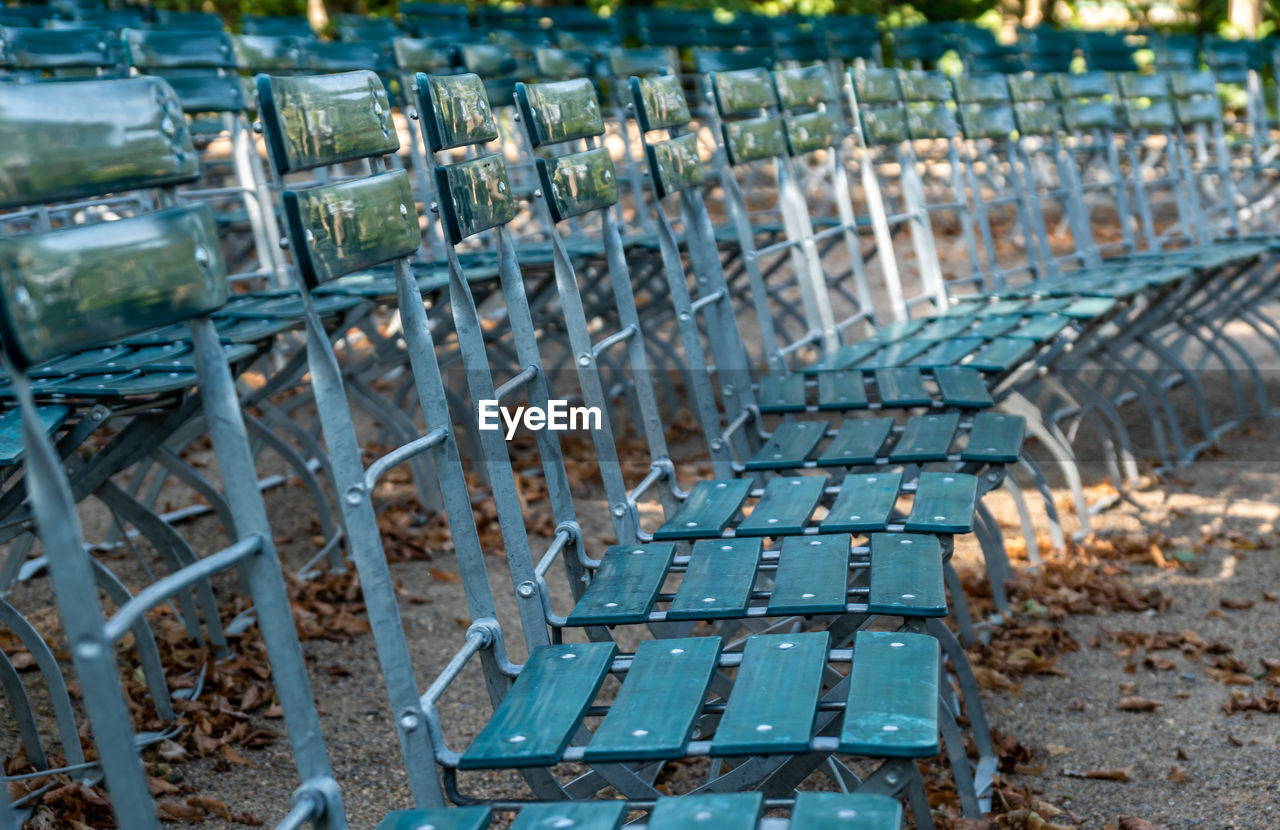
[515,76,605,146]
[418,71,500,151]
[0,76,198,209]
[282,172,420,287]
[256,70,397,174]
[0,205,226,369]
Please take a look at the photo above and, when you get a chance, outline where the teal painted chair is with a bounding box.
[0,74,345,830]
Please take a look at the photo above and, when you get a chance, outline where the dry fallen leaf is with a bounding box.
[158,802,204,821]
[1220,597,1255,610]
[1144,655,1176,671]
[189,797,232,821]
[1166,765,1186,783]
[1085,767,1133,782]
[1118,819,1169,830]
[1116,696,1164,712]
[428,568,462,583]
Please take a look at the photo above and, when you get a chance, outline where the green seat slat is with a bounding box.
[973,299,1028,317]
[789,792,903,829]
[872,318,928,342]
[840,630,939,757]
[137,342,257,371]
[121,322,194,345]
[961,412,1025,463]
[736,476,826,536]
[744,419,828,471]
[376,806,493,830]
[653,479,752,540]
[816,371,869,410]
[908,337,985,368]
[1019,296,1071,314]
[0,405,69,467]
[584,637,720,762]
[667,538,762,621]
[459,642,617,769]
[968,315,1021,339]
[565,543,675,626]
[34,346,132,375]
[869,533,946,617]
[1007,314,1069,341]
[816,418,893,466]
[874,368,932,407]
[966,337,1035,372]
[759,374,807,412]
[857,339,931,369]
[904,471,977,533]
[933,367,993,408]
[508,802,627,830]
[889,413,959,463]
[102,343,192,370]
[1061,296,1117,319]
[711,632,828,755]
[803,340,880,373]
[913,316,975,341]
[768,535,850,615]
[216,317,298,343]
[819,471,903,533]
[647,793,763,828]
[49,371,201,397]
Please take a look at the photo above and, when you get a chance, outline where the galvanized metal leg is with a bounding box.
[928,617,995,813]
[0,599,85,767]
[7,368,159,829]
[0,640,49,770]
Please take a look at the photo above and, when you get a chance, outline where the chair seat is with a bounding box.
[0,404,69,467]
[730,412,1022,473]
[453,629,938,770]
[377,791,903,829]
[565,532,947,626]
[649,464,980,539]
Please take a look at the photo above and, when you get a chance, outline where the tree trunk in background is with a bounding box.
[308,0,329,32]
[1229,0,1261,35]
[1023,0,1043,27]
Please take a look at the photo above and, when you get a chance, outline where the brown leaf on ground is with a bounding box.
[1118,819,1169,830]
[1179,629,1207,651]
[1223,689,1280,715]
[1167,765,1186,783]
[158,801,204,821]
[1264,591,1278,602]
[974,666,1023,695]
[1219,597,1255,610]
[189,797,232,820]
[1116,696,1164,712]
[1085,767,1133,782]
[427,568,461,583]
[1143,654,1176,671]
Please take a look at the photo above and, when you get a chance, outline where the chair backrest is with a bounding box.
[335,12,400,42]
[149,9,225,31]
[241,13,314,38]
[122,28,245,113]
[0,75,343,830]
[0,25,121,77]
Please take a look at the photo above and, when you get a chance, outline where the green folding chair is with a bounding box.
[0,74,344,830]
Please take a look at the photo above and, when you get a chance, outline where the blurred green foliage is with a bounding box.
[148,0,1276,38]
